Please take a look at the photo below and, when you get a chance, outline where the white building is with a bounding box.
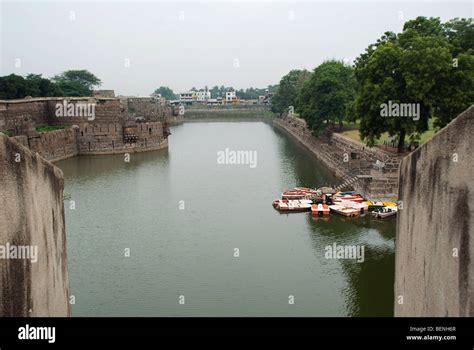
[225,91,237,103]
[195,91,211,101]
[179,92,195,102]
[179,91,211,103]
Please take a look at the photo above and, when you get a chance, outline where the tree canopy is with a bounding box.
[52,70,102,97]
[353,16,474,152]
[152,86,177,100]
[298,61,356,135]
[0,74,61,99]
[271,69,311,115]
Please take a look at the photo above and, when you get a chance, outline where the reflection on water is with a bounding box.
[56,121,395,317]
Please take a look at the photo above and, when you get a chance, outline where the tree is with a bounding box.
[52,70,101,96]
[297,61,355,134]
[0,74,27,99]
[271,69,311,114]
[353,17,474,152]
[152,86,177,100]
[443,18,474,55]
[0,74,61,99]
[25,74,61,97]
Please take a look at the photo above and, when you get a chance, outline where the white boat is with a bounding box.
[340,200,369,213]
[274,199,312,211]
[329,204,360,217]
[372,206,397,218]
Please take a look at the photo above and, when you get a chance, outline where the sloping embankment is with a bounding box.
[0,133,70,316]
[273,116,401,200]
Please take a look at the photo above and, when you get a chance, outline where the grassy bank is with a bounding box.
[36,125,68,133]
[338,119,438,146]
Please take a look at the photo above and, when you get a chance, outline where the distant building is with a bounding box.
[195,91,211,102]
[179,92,195,103]
[206,98,220,105]
[225,91,237,103]
[93,90,115,98]
[241,99,258,105]
[259,89,273,105]
[179,90,212,104]
[151,93,167,106]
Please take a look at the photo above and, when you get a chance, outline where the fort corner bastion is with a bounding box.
[0,96,178,162]
[0,96,177,316]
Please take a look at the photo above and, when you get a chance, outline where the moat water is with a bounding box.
[56,120,396,316]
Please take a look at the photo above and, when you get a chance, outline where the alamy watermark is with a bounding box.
[18,324,55,343]
[325,243,365,263]
[380,100,420,121]
[217,148,257,168]
[0,242,38,263]
[55,100,96,120]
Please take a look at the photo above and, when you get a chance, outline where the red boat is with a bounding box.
[311,203,330,215]
[281,187,318,200]
[333,193,364,203]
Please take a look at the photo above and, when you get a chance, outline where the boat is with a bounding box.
[311,203,330,215]
[282,192,310,200]
[273,199,312,211]
[340,200,369,213]
[329,204,360,217]
[382,201,398,207]
[281,187,319,200]
[338,191,356,195]
[334,193,364,203]
[372,206,397,218]
[363,201,385,210]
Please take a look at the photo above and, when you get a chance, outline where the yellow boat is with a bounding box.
[382,201,397,207]
[363,201,385,210]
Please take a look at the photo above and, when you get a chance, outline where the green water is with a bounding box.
[56,120,395,316]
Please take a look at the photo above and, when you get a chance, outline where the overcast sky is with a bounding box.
[1,1,471,96]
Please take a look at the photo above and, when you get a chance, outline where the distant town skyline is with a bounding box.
[1,1,471,96]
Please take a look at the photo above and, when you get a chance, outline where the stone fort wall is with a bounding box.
[0,97,172,162]
[395,106,474,316]
[0,134,71,316]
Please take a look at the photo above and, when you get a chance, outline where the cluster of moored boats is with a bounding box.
[272,187,398,218]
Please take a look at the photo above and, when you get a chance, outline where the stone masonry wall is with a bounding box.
[123,97,171,121]
[0,134,71,316]
[0,97,172,161]
[26,128,79,162]
[273,116,402,200]
[185,105,272,119]
[0,99,50,136]
[394,106,474,316]
[76,121,167,155]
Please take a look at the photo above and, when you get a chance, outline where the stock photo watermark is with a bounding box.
[217,148,257,168]
[55,100,96,120]
[325,243,365,263]
[0,242,38,263]
[380,101,420,121]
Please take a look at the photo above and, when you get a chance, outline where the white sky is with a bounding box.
[1,0,472,95]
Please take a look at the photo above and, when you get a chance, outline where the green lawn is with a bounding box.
[339,119,438,146]
[36,125,67,133]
